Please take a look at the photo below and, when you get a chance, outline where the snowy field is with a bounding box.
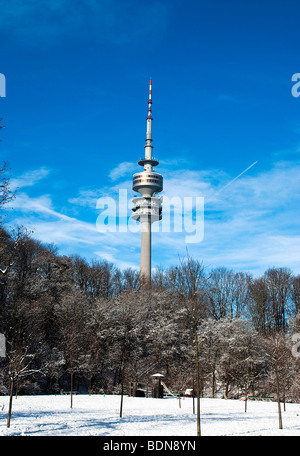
[0,394,300,436]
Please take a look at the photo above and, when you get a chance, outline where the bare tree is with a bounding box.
[0,160,15,224]
[109,289,147,417]
[265,332,292,429]
[247,276,270,334]
[197,319,222,398]
[291,275,300,315]
[6,343,41,427]
[207,267,235,320]
[122,268,140,291]
[207,268,250,321]
[169,254,207,436]
[264,268,292,333]
[0,226,30,280]
[55,291,90,408]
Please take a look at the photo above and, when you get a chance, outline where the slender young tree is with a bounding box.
[55,290,90,408]
[6,343,40,427]
[110,289,147,417]
[168,254,207,436]
[265,333,291,430]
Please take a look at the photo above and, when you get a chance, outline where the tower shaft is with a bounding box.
[140,220,151,283]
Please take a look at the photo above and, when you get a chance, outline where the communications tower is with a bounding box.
[132,80,163,285]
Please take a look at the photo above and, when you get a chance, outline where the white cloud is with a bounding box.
[109,162,136,181]
[10,167,51,190]
[7,159,300,275]
[68,179,133,209]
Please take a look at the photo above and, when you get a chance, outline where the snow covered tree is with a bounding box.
[144,288,188,378]
[223,319,266,411]
[210,318,267,402]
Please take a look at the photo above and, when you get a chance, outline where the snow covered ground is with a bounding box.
[0,394,300,436]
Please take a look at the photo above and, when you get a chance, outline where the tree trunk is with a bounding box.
[195,325,201,436]
[224,377,230,399]
[7,378,14,428]
[120,362,125,418]
[192,376,195,414]
[120,381,124,417]
[120,382,124,418]
[244,383,248,413]
[70,371,74,409]
[274,355,283,429]
[212,369,215,398]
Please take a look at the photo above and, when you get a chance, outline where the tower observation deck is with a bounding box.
[132,80,163,285]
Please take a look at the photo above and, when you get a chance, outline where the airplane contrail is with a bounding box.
[201,160,258,207]
[215,160,258,196]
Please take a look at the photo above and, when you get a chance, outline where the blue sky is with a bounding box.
[0,0,300,276]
